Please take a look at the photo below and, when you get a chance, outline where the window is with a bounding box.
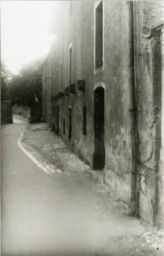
[56,70,59,90]
[83,106,87,135]
[95,1,103,69]
[69,47,72,84]
[70,1,72,18]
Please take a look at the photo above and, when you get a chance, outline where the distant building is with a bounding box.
[42,1,164,228]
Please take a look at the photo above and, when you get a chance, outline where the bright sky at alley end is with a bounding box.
[1,1,62,75]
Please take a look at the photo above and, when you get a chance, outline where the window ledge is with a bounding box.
[94,65,104,75]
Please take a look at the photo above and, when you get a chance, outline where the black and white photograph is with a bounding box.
[1,0,164,255]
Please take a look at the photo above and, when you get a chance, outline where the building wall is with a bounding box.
[42,1,164,227]
[133,1,164,226]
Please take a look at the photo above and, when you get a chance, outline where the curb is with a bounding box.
[18,126,62,174]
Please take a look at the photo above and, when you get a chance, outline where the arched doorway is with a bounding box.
[93,87,105,170]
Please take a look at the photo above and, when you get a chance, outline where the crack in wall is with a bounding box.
[139,142,154,164]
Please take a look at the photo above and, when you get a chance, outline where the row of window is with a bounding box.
[53,2,103,88]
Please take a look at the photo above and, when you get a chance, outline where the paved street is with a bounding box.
[1,2,164,256]
[1,124,157,256]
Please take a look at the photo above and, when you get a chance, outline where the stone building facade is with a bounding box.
[42,1,164,228]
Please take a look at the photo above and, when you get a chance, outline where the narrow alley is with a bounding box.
[1,1,164,255]
[1,122,163,256]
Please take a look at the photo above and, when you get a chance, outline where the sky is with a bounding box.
[1,1,60,75]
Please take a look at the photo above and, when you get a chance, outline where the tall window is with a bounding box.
[59,62,62,88]
[56,70,59,90]
[83,106,87,135]
[69,47,72,84]
[95,1,103,69]
[70,1,72,18]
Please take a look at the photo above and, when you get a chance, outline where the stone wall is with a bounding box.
[41,1,164,227]
[133,1,164,225]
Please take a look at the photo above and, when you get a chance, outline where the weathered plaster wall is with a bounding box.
[102,1,132,204]
[41,1,164,227]
[43,1,133,205]
[134,1,164,225]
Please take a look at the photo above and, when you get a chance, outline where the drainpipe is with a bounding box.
[158,26,164,229]
[127,1,139,216]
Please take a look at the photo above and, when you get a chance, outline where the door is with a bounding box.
[56,104,59,135]
[69,107,72,140]
[93,87,105,170]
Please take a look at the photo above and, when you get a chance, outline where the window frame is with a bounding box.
[94,1,104,74]
[68,43,73,84]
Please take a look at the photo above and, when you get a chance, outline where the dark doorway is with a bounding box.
[83,106,87,136]
[93,87,105,170]
[69,107,72,140]
[56,105,59,135]
[63,117,65,135]
[152,37,162,226]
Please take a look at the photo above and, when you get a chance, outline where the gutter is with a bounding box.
[127,1,139,216]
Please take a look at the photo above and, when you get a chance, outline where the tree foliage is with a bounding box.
[8,63,42,108]
[1,61,12,101]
